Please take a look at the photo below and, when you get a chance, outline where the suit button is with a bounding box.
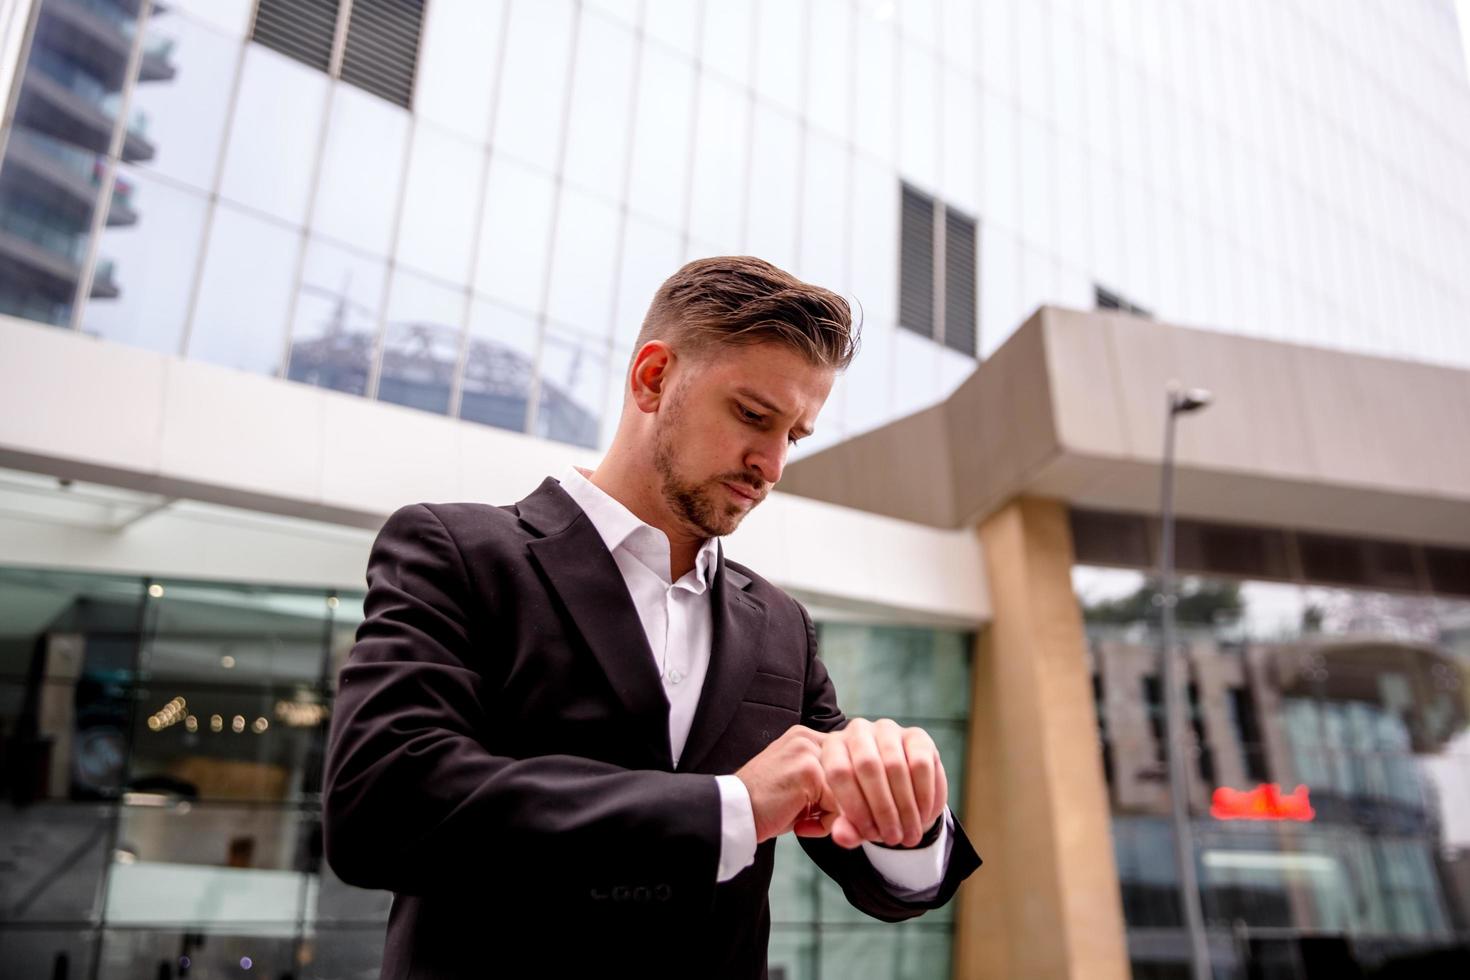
[668,668,684,684]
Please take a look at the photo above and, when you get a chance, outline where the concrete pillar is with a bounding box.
[954,497,1130,979]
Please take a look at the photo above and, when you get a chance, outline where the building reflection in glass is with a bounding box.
[0,0,172,326]
[1078,563,1470,975]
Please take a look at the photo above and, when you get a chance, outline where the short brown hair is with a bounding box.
[635,256,859,370]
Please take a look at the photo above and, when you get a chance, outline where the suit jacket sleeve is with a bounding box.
[322,503,722,910]
[793,604,982,920]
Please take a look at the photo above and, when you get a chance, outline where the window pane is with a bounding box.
[0,927,96,980]
[563,10,636,202]
[535,324,608,449]
[102,806,315,930]
[0,0,144,327]
[311,83,410,257]
[216,45,329,225]
[129,8,240,192]
[797,130,848,292]
[474,156,555,312]
[82,167,209,356]
[853,9,896,160]
[0,801,112,921]
[701,0,752,87]
[186,203,301,376]
[126,684,323,803]
[610,215,682,354]
[142,581,329,687]
[302,927,394,977]
[753,0,802,114]
[285,237,387,397]
[394,121,483,283]
[898,41,938,189]
[745,105,800,270]
[459,298,539,434]
[545,186,621,338]
[688,75,749,248]
[642,0,699,56]
[413,0,505,142]
[806,0,851,141]
[625,43,695,229]
[376,268,465,416]
[167,0,256,38]
[492,0,575,171]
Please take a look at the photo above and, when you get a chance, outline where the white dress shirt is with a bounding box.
[559,468,950,894]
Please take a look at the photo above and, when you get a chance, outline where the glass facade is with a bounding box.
[8,0,1465,458]
[1076,561,1470,977]
[0,565,973,979]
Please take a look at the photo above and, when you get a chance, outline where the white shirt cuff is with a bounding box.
[860,809,954,899]
[714,774,758,882]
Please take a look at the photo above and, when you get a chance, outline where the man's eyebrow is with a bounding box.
[735,387,814,439]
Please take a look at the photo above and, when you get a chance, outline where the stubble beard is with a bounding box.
[652,395,761,540]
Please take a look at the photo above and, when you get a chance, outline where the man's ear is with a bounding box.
[629,341,674,414]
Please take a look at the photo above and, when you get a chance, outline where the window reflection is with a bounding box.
[0,0,153,326]
[413,0,503,142]
[394,121,482,284]
[285,237,386,397]
[562,10,635,203]
[533,323,607,450]
[216,44,328,225]
[688,74,749,248]
[492,0,575,172]
[375,268,465,416]
[311,83,410,258]
[475,155,555,312]
[185,203,301,376]
[458,298,539,435]
[1080,565,1470,957]
[611,215,682,353]
[545,186,621,337]
[745,105,800,271]
[82,166,209,356]
[127,7,239,193]
[625,43,695,230]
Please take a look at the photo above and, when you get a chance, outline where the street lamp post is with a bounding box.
[1159,381,1214,980]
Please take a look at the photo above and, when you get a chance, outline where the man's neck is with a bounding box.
[583,456,706,582]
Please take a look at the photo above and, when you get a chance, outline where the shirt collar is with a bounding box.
[559,467,718,590]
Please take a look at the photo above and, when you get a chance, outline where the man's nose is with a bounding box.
[745,438,786,486]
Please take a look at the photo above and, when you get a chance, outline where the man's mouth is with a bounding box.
[722,481,763,505]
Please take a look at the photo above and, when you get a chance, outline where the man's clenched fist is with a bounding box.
[734,725,840,843]
[735,720,948,850]
[821,718,947,849]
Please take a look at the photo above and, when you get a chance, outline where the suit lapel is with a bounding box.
[520,479,673,770]
[679,543,766,772]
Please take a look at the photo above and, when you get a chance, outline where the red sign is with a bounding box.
[1210,783,1315,822]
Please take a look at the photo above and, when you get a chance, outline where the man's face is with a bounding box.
[653,341,834,539]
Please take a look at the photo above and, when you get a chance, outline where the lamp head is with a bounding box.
[1168,384,1213,415]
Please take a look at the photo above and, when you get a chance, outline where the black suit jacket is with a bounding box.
[323,478,980,979]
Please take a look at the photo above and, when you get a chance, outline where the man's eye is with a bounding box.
[740,407,763,423]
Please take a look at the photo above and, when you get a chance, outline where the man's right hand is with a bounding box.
[735,725,840,843]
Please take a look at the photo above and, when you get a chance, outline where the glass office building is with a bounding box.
[0,564,971,979]
[1,0,1466,457]
[4,2,1470,978]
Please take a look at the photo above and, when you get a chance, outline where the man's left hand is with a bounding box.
[818,718,948,850]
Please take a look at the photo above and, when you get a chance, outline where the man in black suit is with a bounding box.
[323,256,981,978]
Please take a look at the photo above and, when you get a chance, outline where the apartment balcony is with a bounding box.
[18,59,155,163]
[3,127,137,227]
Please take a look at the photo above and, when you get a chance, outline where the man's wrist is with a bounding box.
[868,812,945,850]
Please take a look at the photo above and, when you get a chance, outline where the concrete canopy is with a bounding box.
[781,306,1470,548]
